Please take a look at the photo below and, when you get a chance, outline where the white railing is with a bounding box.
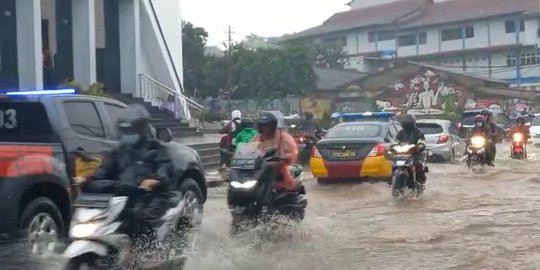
[138,73,205,128]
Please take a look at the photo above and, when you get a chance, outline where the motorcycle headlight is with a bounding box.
[513,133,524,142]
[230,180,257,189]
[471,136,486,148]
[71,223,99,239]
[74,208,108,223]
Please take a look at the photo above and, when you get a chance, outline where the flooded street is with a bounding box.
[3,144,540,270]
[185,144,540,270]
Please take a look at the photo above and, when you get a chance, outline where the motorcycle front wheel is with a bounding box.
[391,169,409,198]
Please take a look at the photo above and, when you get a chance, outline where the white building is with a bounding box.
[0,0,187,114]
[290,0,540,89]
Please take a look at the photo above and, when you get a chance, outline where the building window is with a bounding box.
[441,27,463,41]
[378,31,395,41]
[507,55,516,66]
[398,34,416,46]
[323,36,347,48]
[368,32,376,43]
[505,19,525,33]
[465,26,474,38]
[418,32,427,44]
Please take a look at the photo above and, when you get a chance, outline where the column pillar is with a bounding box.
[118,0,140,96]
[72,0,96,88]
[15,0,43,90]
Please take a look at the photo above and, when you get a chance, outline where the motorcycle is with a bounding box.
[227,143,307,233]
[466,135,487,172]
[510,132,527,159]
[388,144,428,198]
[62,181,187,270]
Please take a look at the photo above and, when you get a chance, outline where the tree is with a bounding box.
[313,44,349,69]
[182,21,208,96]
[228,43,316,100]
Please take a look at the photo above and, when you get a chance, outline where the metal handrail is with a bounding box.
[139,73,204,110]
[138,73,204,129]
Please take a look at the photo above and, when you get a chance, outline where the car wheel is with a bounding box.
[19,197,64,257]
[178,178,204,227]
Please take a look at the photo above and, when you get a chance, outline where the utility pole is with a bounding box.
[226,25,234,111]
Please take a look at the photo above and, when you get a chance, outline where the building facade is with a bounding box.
[290,0,540,89]
[0,0,185,106]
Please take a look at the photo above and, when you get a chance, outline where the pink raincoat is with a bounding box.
[252,130,299,190]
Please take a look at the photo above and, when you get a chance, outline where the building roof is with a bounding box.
[291,0,538,39]
[313,67,367,90]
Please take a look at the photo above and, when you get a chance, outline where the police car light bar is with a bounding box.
[338,111,395,122]
[5,89,77,96]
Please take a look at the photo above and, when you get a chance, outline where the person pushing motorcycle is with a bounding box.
[252,112,298,213]
[75,104,174,240]
[395,114,427,185]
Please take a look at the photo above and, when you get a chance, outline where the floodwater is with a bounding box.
[185,144,540,270]
[4,144,540,269]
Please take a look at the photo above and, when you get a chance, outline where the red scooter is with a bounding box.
[510,132,527,159]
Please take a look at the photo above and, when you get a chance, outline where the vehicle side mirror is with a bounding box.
[157,128,173,143]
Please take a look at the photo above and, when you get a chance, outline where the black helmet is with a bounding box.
[304,111,314,120]
[516,115,525,124]
[400,114,416,130]
[240,117,255,129]
[257,112,278,129]
[480,110,492,117]
[116,104,151,136]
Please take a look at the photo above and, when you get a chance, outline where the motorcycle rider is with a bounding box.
[252,112,298,213]
[301,111,322,136]
[231,117,258,151]
[468,114,493,164]
[75,104,174,241]
[510,115,530,143]
[396,114,427,185]
[220,110,242,169]
[480,110,497,166]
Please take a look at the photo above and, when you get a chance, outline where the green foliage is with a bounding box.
[181,22,316,100]
[62,80,109,97]
[182,21,209,96]
[313,44,349,69]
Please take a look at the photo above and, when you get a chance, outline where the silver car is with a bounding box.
[416,119,466,163]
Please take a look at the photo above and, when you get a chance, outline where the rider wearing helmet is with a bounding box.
[396,114,427,184]
[220,110,242,169]
[510,115,530,144]
[470,114,492,137]
[253,112,298,212]
[480,110,497,166]
[232,117,258,150]
[76,104,174,238]
[301,111,322,135]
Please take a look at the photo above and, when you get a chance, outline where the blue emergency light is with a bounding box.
[334,111,395,122]
[4,89,77,96]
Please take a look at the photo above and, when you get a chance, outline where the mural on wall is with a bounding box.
[375,69,470,114]
[374,69,535,116]
[301,97,331,119]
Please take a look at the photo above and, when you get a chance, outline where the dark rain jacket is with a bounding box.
[396,126,426,146]
[94,138,174,194]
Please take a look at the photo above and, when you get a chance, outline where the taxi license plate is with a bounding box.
[332,150,356,158]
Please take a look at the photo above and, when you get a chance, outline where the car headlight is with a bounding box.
[71,223,99,238]
[471,136,486,148]
[230,180,257,189]
[513,133,524,142]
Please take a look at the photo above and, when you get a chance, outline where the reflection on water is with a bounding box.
[3,144,540,269]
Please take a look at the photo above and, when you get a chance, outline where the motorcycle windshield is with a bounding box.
[231,142,260,169]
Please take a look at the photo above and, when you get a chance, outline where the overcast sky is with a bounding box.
[181,0,350,47]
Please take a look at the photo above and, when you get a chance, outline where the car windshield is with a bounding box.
[326,124,382,138]
[462,113,478,125]
[533,117,540,126]
[417,123,444,134]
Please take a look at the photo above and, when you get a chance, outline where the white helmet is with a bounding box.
[231,110,242,120]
